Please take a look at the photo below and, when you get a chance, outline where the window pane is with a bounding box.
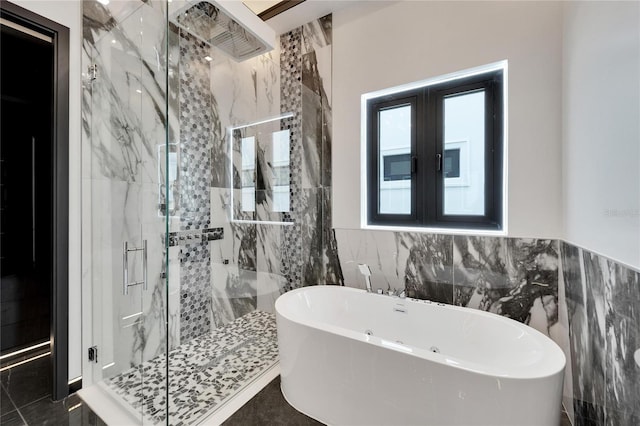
[379,105,411,215]
[443,91,485,216]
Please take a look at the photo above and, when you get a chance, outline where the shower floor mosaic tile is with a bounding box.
[104,311,278,425]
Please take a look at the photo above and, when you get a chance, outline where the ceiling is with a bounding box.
[256,0,358,34]
[243,0,281,15]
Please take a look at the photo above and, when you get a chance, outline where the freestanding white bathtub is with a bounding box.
[275,285,565,426]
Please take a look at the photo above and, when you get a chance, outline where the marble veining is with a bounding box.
[604,261,640,424]
[337,230,558,336]
[84,7,342,422]
[402,232,453,303]
[82,0,170,376]
[454,236,559,332]
[278,16,341,289]
[561,241,640,425]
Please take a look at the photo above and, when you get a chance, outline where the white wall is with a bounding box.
[10,0,83,381]
[562,1,640,270]
[332,1,563,238]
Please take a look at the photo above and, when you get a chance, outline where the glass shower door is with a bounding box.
[84,1,168,423]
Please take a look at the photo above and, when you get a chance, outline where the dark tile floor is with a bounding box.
[0,356,105,426]
[223,376,322,426]
[0,358,573,426]
[225,376,574,426]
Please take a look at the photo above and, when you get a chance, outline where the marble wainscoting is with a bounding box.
[454,236,559,333]
[335,229,560,337]
[560,242,640,426]
[82,0,170,373]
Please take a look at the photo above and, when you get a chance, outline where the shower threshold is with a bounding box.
[79,310,280,425]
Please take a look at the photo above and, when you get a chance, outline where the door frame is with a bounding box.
[0,0,70,401]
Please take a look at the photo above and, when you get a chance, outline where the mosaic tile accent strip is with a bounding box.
[168,227,224,247]
[179,29,212,232]
[178,28,214,342]
[179,241,212,341]
[105,311,278,425]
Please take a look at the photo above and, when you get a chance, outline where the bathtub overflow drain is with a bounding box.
[430,346,440,353]
[365,330,373,336]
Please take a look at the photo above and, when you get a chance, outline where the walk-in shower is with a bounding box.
[79,0,337,423]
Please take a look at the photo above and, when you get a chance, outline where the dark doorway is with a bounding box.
[1,14,54,355]
[0,0,69,402]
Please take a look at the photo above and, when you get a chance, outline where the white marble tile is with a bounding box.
[256,272,286,315]
[314,44,332,107]
[210,262,242,328]
[255,51,281,120]
[335,229,402,292]
[302,15,331,55]
[257,225,282,275]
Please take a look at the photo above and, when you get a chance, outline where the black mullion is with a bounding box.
[425,88,444,225]
[483,79,496,224]
[414,89,425,224]
[491,72,504,228]
[409,96,418,222]
[367,99,379,224]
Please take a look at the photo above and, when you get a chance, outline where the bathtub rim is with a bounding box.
[275,285,566,380]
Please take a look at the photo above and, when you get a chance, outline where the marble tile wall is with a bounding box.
[84,1,342,370]
[336,230,560,337]
[560,242,640,425]
[170,13,342,346]
[337,228,639,425]
[280,15,342,289]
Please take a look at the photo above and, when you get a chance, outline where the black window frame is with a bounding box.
[367,69,504,230]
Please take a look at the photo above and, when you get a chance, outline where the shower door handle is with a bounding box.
[123,240,148,295]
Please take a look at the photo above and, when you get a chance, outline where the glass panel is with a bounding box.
[443,90,485,216]
[378,105,411,215]
[84,1,168,423]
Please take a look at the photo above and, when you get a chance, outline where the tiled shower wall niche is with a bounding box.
[560,242,640,425]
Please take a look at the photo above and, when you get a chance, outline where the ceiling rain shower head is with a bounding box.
[170,0,276,61]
